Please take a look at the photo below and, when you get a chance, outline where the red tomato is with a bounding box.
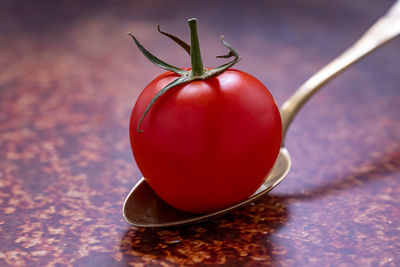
[130,69,282,213]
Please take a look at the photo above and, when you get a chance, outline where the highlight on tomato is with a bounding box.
[128,18,282,214]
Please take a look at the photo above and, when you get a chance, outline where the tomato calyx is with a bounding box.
[128,18,241,132]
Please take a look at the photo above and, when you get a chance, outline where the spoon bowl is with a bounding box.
[123,0,400,227]
[123,148,291,227]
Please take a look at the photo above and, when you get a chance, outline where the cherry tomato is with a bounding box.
[130,69,282,213]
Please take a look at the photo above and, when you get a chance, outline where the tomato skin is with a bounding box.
[130,69,282,213]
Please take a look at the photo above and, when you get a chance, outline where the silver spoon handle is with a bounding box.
[280,0,400,142]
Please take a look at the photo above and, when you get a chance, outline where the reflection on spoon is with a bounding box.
[123,0,400,227]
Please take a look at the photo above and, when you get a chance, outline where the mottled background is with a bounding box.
[1,0,400,266]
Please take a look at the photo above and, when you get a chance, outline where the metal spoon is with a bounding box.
[123,1,400,228]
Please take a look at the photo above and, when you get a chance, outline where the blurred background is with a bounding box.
[1,0,397,103]
[1,0,400,266]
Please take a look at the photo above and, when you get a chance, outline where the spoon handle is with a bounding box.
[280,0,400,143]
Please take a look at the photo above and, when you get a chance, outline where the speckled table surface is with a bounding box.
[1,0,400,266]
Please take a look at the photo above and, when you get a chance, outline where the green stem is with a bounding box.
[129,19,241,132]
[188,18,204,77]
